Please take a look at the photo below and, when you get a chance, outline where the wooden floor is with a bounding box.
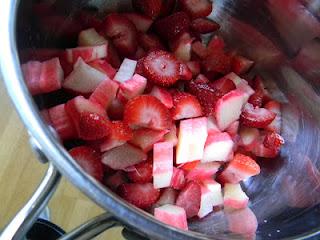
[0,79,124,239]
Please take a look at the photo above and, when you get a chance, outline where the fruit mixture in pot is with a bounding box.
[21,0,285,238]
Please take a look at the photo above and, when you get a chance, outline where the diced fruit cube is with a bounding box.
[202,132,234,162]
[209,77,236,96]
[226,120,239,137]
[21,61,42,95]
[123,95,171,130]
[154,204,188,230]
[119,74,147,100]
[123,13,153,32]
[102,143,147,169]
[170,167,186,190]
[223,183,249,210]
[150,86,173,109]
[264,100,281,133]
[78,28,107,46]
[215,89,248,131]
[89,79,119,110]
[207,116,221,134]
[179,62,193,81]
[192,41,208,59]
[218,153,260,184]
[176,181,201,218]
[163,124,178,147]
[104,171,127,190]
[65,44,108,63]
[186,162,220,181]
[171,91,203,120]
[69,146,103,181]
[153,188,178,209]
[138,33,165,52]
[179,0,213,19]
[231,55,254,75]
[119,183,160,209]
[241,103,276,128]
[171,32,193,62]
[130,128,169,152]
[113,58,137,83]
[88,59,117,79]
[63,58,108,94]
[127,160,153,183]
[176,117,208,164]
[239,127,259,151]
[186,61,201,77]
[198,180,223,218]
[153,142,174,189]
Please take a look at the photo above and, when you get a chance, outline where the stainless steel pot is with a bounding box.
[1,0,320,239]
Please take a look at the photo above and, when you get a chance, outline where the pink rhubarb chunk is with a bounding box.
[223,183,249,210]
[119,74,147,100]
[65,44,108,63]
[154,204,188,230]
[113,58,137,83]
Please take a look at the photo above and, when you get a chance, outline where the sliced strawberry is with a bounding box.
[47,104,77,140]
[170,167,186,190]
[176,181,201,218]
[185,162,220,181]
[263,131,285,150]
[77,112,112,140]
[207,35,225,54]
[264,100,281,133]
[171,32,194,62]
[231,55,254,75]
[124,95,171,130]
[127,160,153,183]
[138,33,165,52]
[194,74,209,84]
[186,61,201,76]
[248,90,264,108]
[251,76,271,103]
[155,12,190,41]
[143,50,180,87]
[78,28,107,47]
[65,96,107,118]
[187,80,223,116]
[179,62,193,81]
[135,57,146,76]
[89,79,119,110]
[209,77,236,96]
[226,120,239,137]
[217,153,260,184]
[132,0,163,19]
[119,74,147,100]
[163,124,178,146]
[104,171,127,190]
[154,204,188,230]
[100,121,133,152]
[113,58,137,83]
[241,103,276,128]
[251,136,279,159]
[69,146,103,181]
[179,0,212,18]
[102,143,147,170]
[123,13,153,32]
[202,50,232,77]
[88,59,117,79]
[118,183,160,209]
[150,86,173,109]
[134,46,146,60]
[130,128,169,152]
[106,42,121,68]
[171,91,203,120]
[190,18,220,34]
[103,13,138,56]
[191,41,207,59]
[65,44,108,64]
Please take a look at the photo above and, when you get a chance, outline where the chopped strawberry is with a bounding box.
[77,112,112,140]
[231,55,254,75]
[176,181,201,218]
[124,95,171,130]
[178,160,201,172]
[104,171,127,190]
[226,120,239,137]
[207,116,221,134]
[155,12,191,41]
[186,162,220,181]
[179,62,193,81]
[153,188,178,209]
[132,0,163,19]
[150,86,173,109]
[191,41,207,59]
[154,204,188,230]
[190,18,220,34]
[264,100,281,133]
[118,183,160,209]
[241,103,276,128]
[47,104,77,140]
[171,167,186,190]
[113,58,137,83]
[187,80,223,116]
[217,153,260,184]
[135,57,146,76]
[143,50,180,87]
[209,77,236,96]
[106,42,121,68]
[263,131,285,150]
[78,28,107,47]
[89,79,119,110]
[171,32,194,62]
[251,137,279,158]
[107,98,125,120]
[138,33,166,52]
[103,13,138,56]
[123,13,153,32]
[69,146,103,181]
[100,121,133,152]
[65,44,108,64]
[202,50,232,77]
[248,90,264,107]
[251,76,271,102]
[88,59,117,79]
[130,128,169,152]
[194,74,210,84]
[186,61,201,76]
[239,127,260,151]
[171,91,203,120]
[102,143,147,169]
[134,46,146,59]
[127,160,153,183]
[207,35,225,54]
[163,124,178,146]
[179,0,212,19]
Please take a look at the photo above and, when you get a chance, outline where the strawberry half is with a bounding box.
[69,146,103,181]
[179,0,213,19]
[127,160,153,183]
[231,55,254,75]
[104,171,127,191]
[241,103,276,128]
[130,128,169,152]
[202,49,232,77]
[263,131,285,151]
[103,13,138,56]
[143,50,180,87]
[132,0,163,19]
[176,181,201,218]
[190,18,220,34]
[209,77,236,96]
[118,183,160,209]
[171,91,203,120]
[155,12,191,41]
[124,95,171,130]
[150,86,173,109]
[138,33,165,52]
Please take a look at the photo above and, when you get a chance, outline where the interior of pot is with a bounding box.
[16,0,320,239]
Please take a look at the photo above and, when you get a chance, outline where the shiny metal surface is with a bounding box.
[1,0,320,239]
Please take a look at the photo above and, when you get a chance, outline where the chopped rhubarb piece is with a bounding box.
[113,58,137,83]
[171,91,203,120]
[163,124,178,147]
[65,44,108,64]
[130,128,169,152]
[186,162,220,181]
[171,32,193,62]
[102,143,147,170]
[21,61,42,95]
[63,58,108,94]
[150,86,173,109]
[203,132,234,162]
[89,79,119,110]
[226,121,239,137]
[207,116,221,134]
[154,204,188,230]
[223,183,249,210]
[78,28,107,46]
[153,142,174,189]
[38,58,64,94]
[88,59,117,79]
[239,127,260,151]
[176,181,201,218]
[119,74,147,100]
[153,188,178,209]
[170,167,186,190]
[176,117,208,164]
